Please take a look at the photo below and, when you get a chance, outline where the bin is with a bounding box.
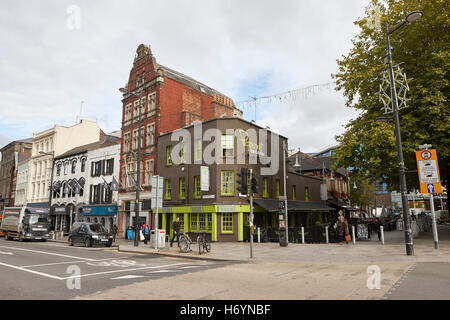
[150,229,166,248]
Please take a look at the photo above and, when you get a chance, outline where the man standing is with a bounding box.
[141,221,151,245]
[113,224,118,243]
[170,217,181,247]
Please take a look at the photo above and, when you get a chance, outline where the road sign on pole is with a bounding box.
[415,149,441,194]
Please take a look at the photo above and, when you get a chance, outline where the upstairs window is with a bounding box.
[221,135,234,157]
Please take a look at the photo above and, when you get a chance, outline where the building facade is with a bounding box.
[14,158,31,207]
[27,120,102,209]
[117,44,242,238]
[0,138,32,211]
[50,134,120,233]
[153,118,331,242]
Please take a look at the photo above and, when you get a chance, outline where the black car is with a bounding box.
[68,222,113,247]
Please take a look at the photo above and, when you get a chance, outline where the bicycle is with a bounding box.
[197,232,211,255]
[179,231,192,253]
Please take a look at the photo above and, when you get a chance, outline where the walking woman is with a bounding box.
[335,215,350,245]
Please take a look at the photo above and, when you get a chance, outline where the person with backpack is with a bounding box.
[141,221,151,245]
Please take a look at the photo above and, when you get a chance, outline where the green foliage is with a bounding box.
[332,0,450,192]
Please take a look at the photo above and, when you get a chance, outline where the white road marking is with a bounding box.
[58,262,190,280]
[0,261,64,280]
[147,269,182,273]
[180,266,201,269]
[0,245,97,261]
[111,275,146,280]
[21,257,129,268]
[0,251,13,255]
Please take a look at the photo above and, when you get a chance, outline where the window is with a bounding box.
[104,184,112,203]
[148,92,156,111]
[221,135,234,157]
[56,164,61,176]
[305,187,309,202]
[92,161,101,177]
[263,177,268,198]
[71,160,76,174]
[190,213,198,231]
[166,146,172,166]
[292,185,296,200]
[221,171,234,196]
[145,159,154,185]
[180,143,185,164]
[165,179,171,200]
[194,176,201,199]
[179,178,186,199]
[81,158,86,172]
[105,159,114,175]
[91,184,101,204]
[194,139,202,162]
[134,100,140,118]
[207,213,212,231]
[276,179,280,198]
[140,97,146,115]
[124,132,131,152]
[146,123,155,146]
[133,129,139,150]
[221,213,233,233]
[63,162,68,175]
[124,104,132,121]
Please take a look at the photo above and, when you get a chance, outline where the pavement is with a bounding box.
[38,224,450,300]
[49,225,450,264]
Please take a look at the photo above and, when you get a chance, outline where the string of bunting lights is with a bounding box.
[235,81,336,111]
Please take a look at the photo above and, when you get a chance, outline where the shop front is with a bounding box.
[81,205,118,233]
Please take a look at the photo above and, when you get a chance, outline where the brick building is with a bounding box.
[0,138,32,211]
[155,118,332,242]
[117,44,242,238]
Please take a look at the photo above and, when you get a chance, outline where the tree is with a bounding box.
[332,0,450,193]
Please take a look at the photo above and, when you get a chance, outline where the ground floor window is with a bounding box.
[189,213,212,232]
[221,212,233,233]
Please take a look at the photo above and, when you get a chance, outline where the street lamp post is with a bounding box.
[384,11,422,256]
[120,87,145,247]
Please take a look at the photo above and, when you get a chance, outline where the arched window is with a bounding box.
[81,158,86,172]
[71,160,77,174]
[56,164,61,176]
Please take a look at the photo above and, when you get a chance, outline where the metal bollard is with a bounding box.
[325,226,329,244]
[257,227,260,244]
[301,227,305,244]
[352,226,356,245]
[380,226,384,245]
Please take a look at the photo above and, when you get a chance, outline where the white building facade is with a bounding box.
[14,158,30,207]
[27,120,101,208]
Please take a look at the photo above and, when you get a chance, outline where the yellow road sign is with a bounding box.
[415,149,441,194]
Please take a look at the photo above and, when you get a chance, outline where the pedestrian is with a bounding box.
[335,215,350,245]
[113,224,118,243]
[375,218,382,241]
[170,217,181,247]
[141,221,151,245]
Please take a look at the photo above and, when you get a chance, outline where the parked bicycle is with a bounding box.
[179,231,192,253]
[197,232,211,255]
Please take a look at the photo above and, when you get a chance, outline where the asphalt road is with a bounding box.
[0,238,231,300]
[383,262,450,300]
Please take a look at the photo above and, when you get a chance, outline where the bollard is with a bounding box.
[301,227,305,244]
[325,226,329,244]
[257,227,260,244]
[380,226,384,245]
[352,226,356,245]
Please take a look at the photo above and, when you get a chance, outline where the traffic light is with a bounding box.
[237,167,248,195]
[251,176,259,194]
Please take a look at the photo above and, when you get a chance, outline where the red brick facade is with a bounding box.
[117,44,242,237]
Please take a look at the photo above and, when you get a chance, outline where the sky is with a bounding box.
[0,0,368,153]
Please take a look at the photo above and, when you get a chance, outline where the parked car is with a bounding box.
[68,222,113,247]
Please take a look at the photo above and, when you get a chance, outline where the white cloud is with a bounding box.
[0,0,367,152]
